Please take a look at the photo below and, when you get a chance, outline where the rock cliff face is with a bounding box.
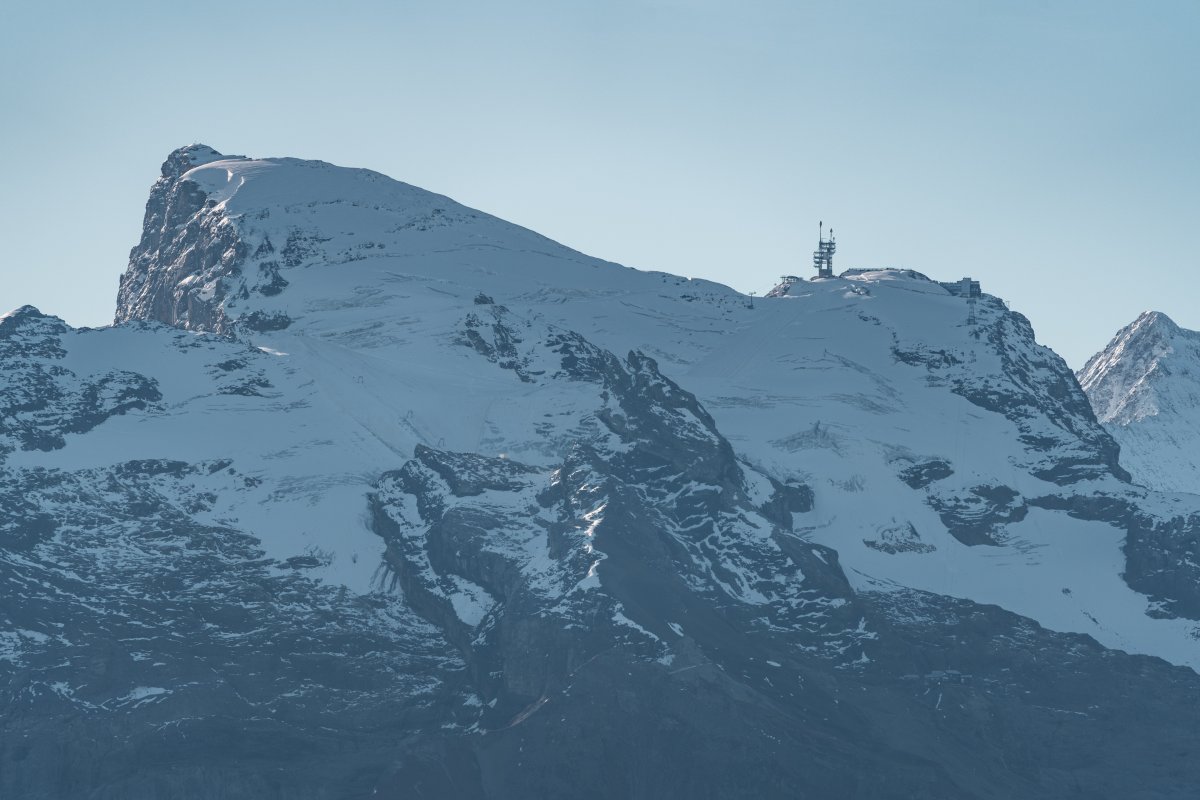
[6,145,1200,798]
[116,145,240,332]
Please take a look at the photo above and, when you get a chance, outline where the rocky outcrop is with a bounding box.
[927,484,1029,546]
[0,307,161,456]
[115,145,243,332]
[894,297,1128,485]
[0,456,463,800]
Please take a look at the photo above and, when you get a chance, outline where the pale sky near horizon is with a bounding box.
[1,0,1196,367]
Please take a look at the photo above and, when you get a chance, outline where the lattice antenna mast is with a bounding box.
[813,221,836,279]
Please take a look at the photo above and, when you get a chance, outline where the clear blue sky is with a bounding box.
[1,0,1196,366]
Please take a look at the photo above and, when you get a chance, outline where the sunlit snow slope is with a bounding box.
[1079,311,1200,495]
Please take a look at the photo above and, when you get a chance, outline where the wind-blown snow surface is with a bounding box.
[1079,311,1200,494]
[10,144,1200,798]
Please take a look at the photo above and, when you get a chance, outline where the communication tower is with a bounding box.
[813,222,836,279]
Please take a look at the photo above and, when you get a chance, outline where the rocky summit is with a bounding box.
[5,145,1200,799]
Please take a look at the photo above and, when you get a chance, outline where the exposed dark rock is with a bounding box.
[864,521,936,554]
[0,458,463,800]
[897,458,954,489]
[759,477,815,529]
[115,146,243,332]
[0,311,162,456]
[927,484,1028,546]
[457,308,536,382]
[240,311,292,332]
[256,260,288,296]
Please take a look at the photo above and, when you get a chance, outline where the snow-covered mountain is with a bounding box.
[6,145,1200,799]
[1079,311,1200,494]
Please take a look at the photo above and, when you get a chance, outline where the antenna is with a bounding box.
[812,221,836,279]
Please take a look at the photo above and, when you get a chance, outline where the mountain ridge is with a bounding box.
[6,144,1200,798]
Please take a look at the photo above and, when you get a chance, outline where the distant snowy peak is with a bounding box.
[1078,311,1200,425]
[1077,311,1200,493]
